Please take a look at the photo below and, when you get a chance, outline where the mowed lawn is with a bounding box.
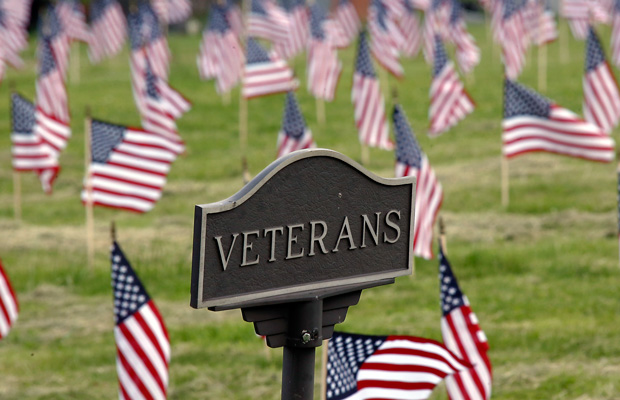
[1,20,620,399]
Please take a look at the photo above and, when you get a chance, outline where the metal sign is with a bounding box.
[190,149,415,310]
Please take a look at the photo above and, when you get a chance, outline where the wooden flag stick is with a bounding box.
[439,216,447,255]
[9,83,22,223]
[538,43,547,93]
[111,220,117,243]
[85,107,95,269]
[501,155,509,208]
[320,339,329,400]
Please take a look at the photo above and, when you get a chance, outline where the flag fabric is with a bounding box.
[224,0,244,38]
[0,0,31,74]
[583,26,620,135]
[139,58,186,155]
[111,241,170,399]
[156,0,192,25]
[399,0,422,58]
[57,0,91,44]
[439,245,492,400]
[526,0,557,46]
[197,4,244,94]
[612,0,620,67]
[352,31,392,150]
[501,0,529,79]
[247,0,290,45]
[82,119,179,213]
[277,92,315,157]
[88,0,127,63]
[307,4,342,101]
[562,0,610,40]
[368,0,405,78]
[394,104,443,259]
[41,5,71,80]
[11,93,65,193]
[242,37,296,99]
[36,35,70,128]
[325,331,472,400]
[128,2,171,81]
[274,0,309,59]
[333,0,361,48]
[449,0,481,75]
[503,79,615,162]
[0,259,19,341]
[422,0,451,65]
[429,36,474,136]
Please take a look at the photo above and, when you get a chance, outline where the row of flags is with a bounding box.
[0,236,491,400]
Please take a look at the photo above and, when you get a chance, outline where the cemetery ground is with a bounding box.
[1,23,620,399]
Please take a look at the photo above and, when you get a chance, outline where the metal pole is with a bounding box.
[281,300,323,400]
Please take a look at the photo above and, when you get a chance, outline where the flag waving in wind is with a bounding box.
[503,79,615,162]
[439,244,492,400]
[88,0,127,63]
[325,331,472,400]
[277,92,316,157]
[0,259,19,341]
[111,241,170,400]
[242,37,296,99]
[583,26,620,135]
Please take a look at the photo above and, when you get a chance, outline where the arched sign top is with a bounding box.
[191,149,416,310]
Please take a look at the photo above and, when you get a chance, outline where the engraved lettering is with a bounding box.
[241,230,260,267]
[383,210,401,244]
[214,234,239,271]
[264,226,284,262]
[308,220,328,256]
[332,216,357,252]
[286,223,305,260]
[360,212,381,248]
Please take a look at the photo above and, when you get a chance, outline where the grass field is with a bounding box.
[1,20,620,399]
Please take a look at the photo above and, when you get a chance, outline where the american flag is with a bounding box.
[394,104,443,259]
[352,31,392,150]
[399,0,422,58]
[439,245,493,400]
[0,259,18,341]
[429,35,474,136]
[11,93,65,194]
[36,35,70,126]
[503,79,615,162]
[277,92,315,157]
[325,331,472,400]
[88,0,127,63]
[57,0,91,44]
[307,3,342,101]
[247,0,290,46]
[155,0,192,25]
[40,5,71,80]
[423,0,451,65]
[368,0,405,78]
[242,37,296,99]
[449,0,481,75]
[197,4,244,94]
[224,0,244,38]
[583,26,620,135]
[140,58,186,155]
[562,0,610,40]
[526,0,557,46]
[110,241,170,399]
[128,2,171,82]
[82,119,179,213]
[274,0,308,59]
[502,0,529,79]
[333,0,361,48]
[612,0,620,67]
[0,0,31,72]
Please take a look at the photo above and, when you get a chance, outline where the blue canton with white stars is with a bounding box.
[128,2,163,50]
[111,242,151,325]
[585,27,606,72]
[355,31,376,77]
[449,0,463,25]
[246,37,271,64]
[326,331,386,400]
[207,5,231,34]
[145,60,160,100]
[11,93,36,135]
[282,92,307,139]
[438,245,466,316]
[41,6,64,40]
[393,105,422,169]
[371,0,389,31]
[251,0,268,15]
[91,120,125,164]
[503,0,526,20]
[38,38,57,77]
[310,3,327,40]
[433,35,448,77]
[90,0,115,23]
[504,79,551,119]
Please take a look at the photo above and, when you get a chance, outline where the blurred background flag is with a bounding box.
[57,0,91,44]
[429,35,474,136]
[0,259,18,341]
[393,104,443,259]
[368,0,405,78]
[449,0,480,75]
[612,0,620,67]
[277,92,315,157]
[111,241,170,399]
[88,0,127,63]
[325,331,472,400]
[398,0,422,58]
[333,0,361,48]
[82,119,179,213]
[36,36,70,125]
[583,26,620,135]
[247,0,290,46]
[501,0,529,79]
[439,245,492,400]
[307,3,342,102]
[503,79,615,162]
[274,0,308,59]
[128,1,171,82]
[242,37,296,99]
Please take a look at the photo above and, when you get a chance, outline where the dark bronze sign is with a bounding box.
[190,149,415,310]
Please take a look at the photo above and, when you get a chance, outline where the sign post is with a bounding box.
[191,149,416,399]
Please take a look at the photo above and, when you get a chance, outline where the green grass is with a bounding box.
[1,20,620,399]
